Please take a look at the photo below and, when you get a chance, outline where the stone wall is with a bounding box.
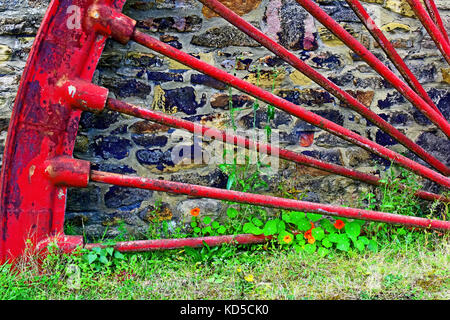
[0,0,449,239]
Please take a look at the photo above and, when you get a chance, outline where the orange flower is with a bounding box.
[304,229,312,240]
[190,207,200,217]
[308,237,316,244]
[334,219,345,230]
[283,234,293,244]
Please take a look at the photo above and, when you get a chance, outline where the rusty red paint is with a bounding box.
[86,234,272,252]
[345,0,444,118]
[295,0,450,139]
[89,170,450,231]
[198,0,448,175]
[406,0,450,65]
[424,0,450,46]
[0,0,127,264]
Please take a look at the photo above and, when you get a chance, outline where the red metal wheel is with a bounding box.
[1,0,449,264]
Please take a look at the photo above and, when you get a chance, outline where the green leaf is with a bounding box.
[304,243,316,254]
[217,226,226,234]
[243,222,263,235]
[306,213,322,222]
[320,219,336,233]
[277,220,286,233]
[311,227,325,241]
[87,253,97,265]
[318,247,329,258]
[252,218,264,227]
[226,174,235,190]
[203,217,212,225]
[281,212,292,223]
[92,247,102,255]
[322,237,333,248]
[294,218,311,232]
[328,233,341,243]
[105,247,114,256]
[336,241,350,252]
[202,226,212,235]
[358,236,370,245]
[99,255,109,265]
[354,240,365,252]
[211,221,220,229]
[194,227,201,233]
[243,222,255,233]
[190,221,198,228]
[263,219,279,236]
[345,222,361,240]
[114,251,125,260]
[226,207,238,219]
[368,240,378,252]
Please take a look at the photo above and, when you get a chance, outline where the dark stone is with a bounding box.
[314,109,345,126]
[272,0,319,51]
[131,134,169,148]
[67,186,101,212]
[137,15,203,32]
[159,34,183,49]
[101,78,152,99]
[375,129,398,146]
[210,93,254,109]
[259,55,286,67]
[377,91,406,109]
[136,149,175,169]
[171,168,228,189]
[111,125,128,134]
[328,72,354,86]
[92,136,132,160]
[309,52,342,70]
[126,53,164,68]
[191,25,260,48]
[239,109,293,129]
[79,110,120,131]
[104,186,153,210]
[409,63,437,83]
[191,74,228,90]
[427,88,450,119]
[147,71,183,83]
[354,77,385,90]
[389,112,411,126]
[416,132,450,166]
[302,149,343,165]
[320,1,360,22]
[91,162,137,174]
[164,86,207,115]
[277,89,335,107]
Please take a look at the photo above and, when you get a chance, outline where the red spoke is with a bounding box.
[294,0,450,137]
[104,98,447,203]
[406,0,450,65]
[345,0,444,117]
[87,170,450,231]
[424,0,450,45]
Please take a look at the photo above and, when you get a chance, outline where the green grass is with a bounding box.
[0,231,448,300]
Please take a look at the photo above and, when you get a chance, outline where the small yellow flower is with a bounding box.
[282,234,293,244]
[244,274,254,282]
[237,267,242,273]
